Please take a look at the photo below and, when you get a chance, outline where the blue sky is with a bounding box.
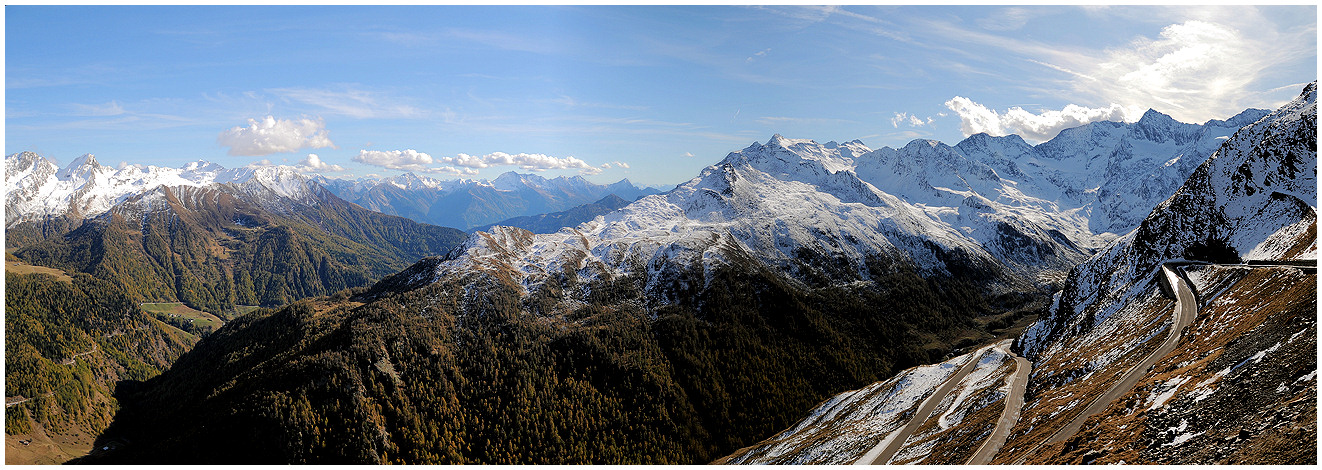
[6,5,1316,187]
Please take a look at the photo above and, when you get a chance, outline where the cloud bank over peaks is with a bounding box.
[943,97,1142,143]
[217,116,335,156]
[354,149,601,176]
[445,152,597,174]
[353,149,471,175]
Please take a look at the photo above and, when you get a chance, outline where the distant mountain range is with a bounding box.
[471,194,635,234]
[315,171,663,230]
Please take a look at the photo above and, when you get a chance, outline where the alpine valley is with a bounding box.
[5,84,1315,465]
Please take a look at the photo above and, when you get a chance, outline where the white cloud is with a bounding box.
[294,153,345,173]
[927,11,1312,124]
[890,112,933,128]
[354,149,439,173]
[612,161,630,169]
[1082,20,1266,118]
[944,96,1141,143]
[218,116,334,156]
[684,152,695,158]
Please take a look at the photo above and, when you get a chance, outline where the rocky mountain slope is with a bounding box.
[317,171,662,230]
[721,83,1316,465]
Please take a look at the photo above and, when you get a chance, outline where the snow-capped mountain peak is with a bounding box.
[5,155,327,227]
[239,165,316,201]
[724,135,864,179]
[55,153,106,179]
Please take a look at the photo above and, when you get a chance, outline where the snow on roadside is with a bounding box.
[723,349,978,464]
[724,343,1018,465]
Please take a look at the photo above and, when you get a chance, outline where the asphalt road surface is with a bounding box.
[965,339,1031,464]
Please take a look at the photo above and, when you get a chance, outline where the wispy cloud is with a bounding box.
[445,28,562,55]
[69,101,126,117]
[746,48,771,63]
[371,31,439,47]
[754,6,908,41]
[887,130,928,141]
[755,116,857,126]
[976,7,1043,31]
[1073,20,1299,119]
[268,85,426,119]
[922,9,1315,123]
[547,94,649,111]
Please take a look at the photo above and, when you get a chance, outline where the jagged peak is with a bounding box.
[1136,108,1173,123]
[69,153,100,168]
[492,170,537,188]
[766,133,816,149]
[56,153,105,179]
[722,134,857,175]
[397,171,424,181]
[593,193,628,205]
[7,151,46,162]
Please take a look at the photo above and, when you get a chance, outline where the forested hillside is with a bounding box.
[13,184,466,314]
[77,246,1025,464]
[5,272,196,463]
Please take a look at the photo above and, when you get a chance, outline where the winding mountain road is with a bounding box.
[965,339,1031,464]
[1004,260,1315,463]
[1008,263,1202,463]
[858,355,982,465]
[849,260,1313,464]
